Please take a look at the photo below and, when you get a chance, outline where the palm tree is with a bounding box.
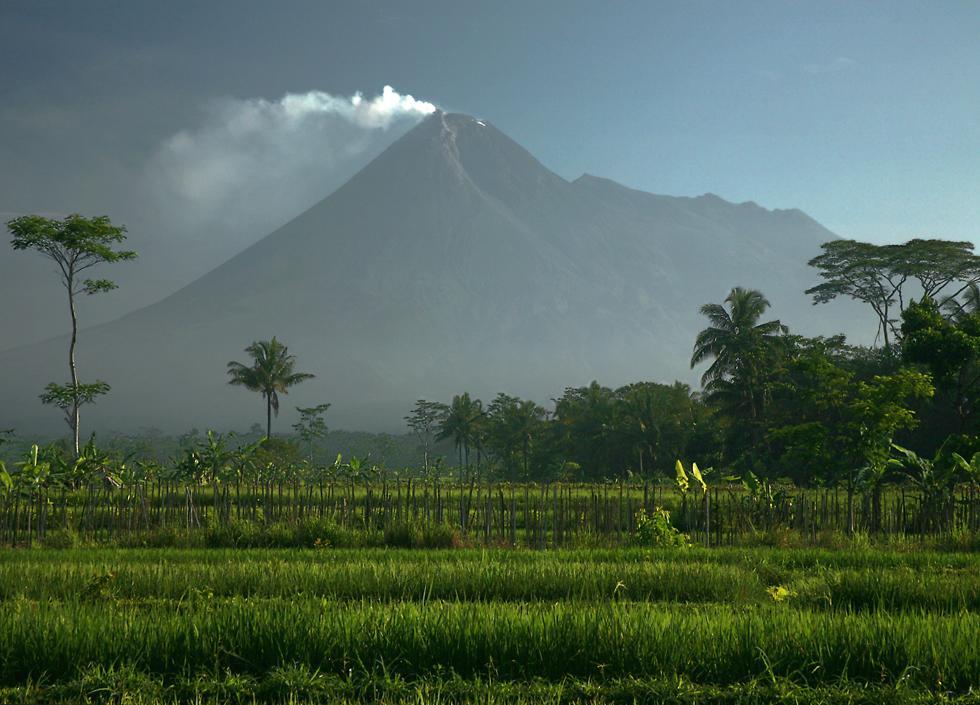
[227,338,314,439]
[510,399,547,480]
[691,287,787,419]
[436,393,484,477]
[943,281,980,322]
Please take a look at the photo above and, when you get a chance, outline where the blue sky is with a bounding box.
[2,0,978,245]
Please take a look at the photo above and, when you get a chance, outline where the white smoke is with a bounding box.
[145,86,437,257]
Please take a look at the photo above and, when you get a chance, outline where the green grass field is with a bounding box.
[0,547,977,704]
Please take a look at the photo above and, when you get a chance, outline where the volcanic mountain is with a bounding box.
[0,112,868,432]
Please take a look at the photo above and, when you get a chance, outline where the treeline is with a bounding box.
[409,239,980,495]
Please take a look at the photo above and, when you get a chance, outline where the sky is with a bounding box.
[1,0,979,327]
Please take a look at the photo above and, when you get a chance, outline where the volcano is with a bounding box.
[0,112,868,432]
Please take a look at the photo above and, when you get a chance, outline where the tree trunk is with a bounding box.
[266,395,272,439]
[68,283,81,457]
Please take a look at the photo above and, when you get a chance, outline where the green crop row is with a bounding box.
[0,599,976,690]
[1,550,977,612]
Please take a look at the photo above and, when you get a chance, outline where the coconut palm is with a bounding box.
[942,281,980,322]
[227,338,314,439]
[691,287,787,420]
[436,393,484,476]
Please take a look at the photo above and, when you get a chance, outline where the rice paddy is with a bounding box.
[0,546,976,703]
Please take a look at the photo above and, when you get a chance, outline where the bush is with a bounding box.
[421,522,461,549]
[631,507,687,548]
[42,528,79,549]
[383,521,421,548]
[384,520,460,548]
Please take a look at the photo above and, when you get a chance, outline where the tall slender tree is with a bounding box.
[405,399,446,473]
[227,338,314,439]
[293,403,331,463]
[7,214,137,456]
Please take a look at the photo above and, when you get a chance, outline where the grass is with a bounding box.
[2,547,977,610]
[2,599,977,687]
[0,546,976,703]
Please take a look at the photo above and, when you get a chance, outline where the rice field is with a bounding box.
[0,547,977,704]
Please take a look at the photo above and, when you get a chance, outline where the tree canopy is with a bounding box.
[807,238,980,348]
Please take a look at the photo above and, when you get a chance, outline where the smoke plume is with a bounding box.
[146,86,437,250]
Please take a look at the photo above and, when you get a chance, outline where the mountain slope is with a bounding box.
[0,112,869,433]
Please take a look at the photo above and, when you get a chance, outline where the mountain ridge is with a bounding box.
[0,111,869,433]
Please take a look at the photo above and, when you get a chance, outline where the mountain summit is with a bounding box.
[0,112,867,432]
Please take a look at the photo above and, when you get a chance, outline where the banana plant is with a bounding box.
[950,451,980,488]
[0,459,12,496]
[674,459,689,493]
[675,460,711,495]
[14,444,51,544]
[15,444,51,497]
[690,462,709,495]
[198,431,235,486]
[891,444,958,495]
[855,456,903,533]
[74,437,121,489]
[891,443,960,530]
[675,460,713,544]
[0,430,12,496]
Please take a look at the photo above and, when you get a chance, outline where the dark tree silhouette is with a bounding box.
[227,338,314,439]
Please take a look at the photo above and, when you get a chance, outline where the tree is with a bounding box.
[436,393,484,478]
[806,240,905,348]
[902,298,980,433]
[616,382,699,477]
[552,381,711,479]
[227,338,314,439]
[484,393,548,480]
[943,282,980,322]
[553,382,618,479]
[691,287,787,464]
[7,214,137,456]
[807,238,980,348]
[765,340,932,530]
[896,239,980,305]
[763,338,855,484]
[405,400,446,473]
[293,403,331,463]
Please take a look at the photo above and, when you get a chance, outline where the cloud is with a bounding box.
[145,85,437,250]
[804,56,856,75]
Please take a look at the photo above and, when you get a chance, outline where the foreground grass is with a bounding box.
[2,674,978,705]
[0,547,976,703]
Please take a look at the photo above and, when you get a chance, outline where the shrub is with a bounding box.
[421,522,461,549]
[42,528,79,549]
[383,521,421,548]
[630,507,687,548]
